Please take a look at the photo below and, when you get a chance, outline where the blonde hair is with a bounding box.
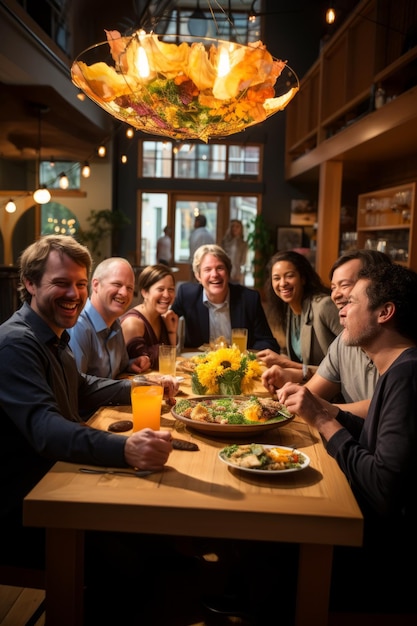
[192,244,232,277]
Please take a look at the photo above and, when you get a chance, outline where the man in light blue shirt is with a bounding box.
[69,257,150,378]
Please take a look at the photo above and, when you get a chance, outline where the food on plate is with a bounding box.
[173,396,293,425]
[220,443,306,470]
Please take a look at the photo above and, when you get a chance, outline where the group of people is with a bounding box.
[0,230,416,620]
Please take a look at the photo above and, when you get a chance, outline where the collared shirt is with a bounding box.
[0,302,131,519]
[203,290,232,345]
[68,299,129,378]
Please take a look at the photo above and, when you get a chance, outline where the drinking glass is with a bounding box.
[158,344,177,375]
[131,378,163,431]
[231,328,248,353]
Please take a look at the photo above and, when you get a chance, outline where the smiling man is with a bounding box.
[171,244,279,351]
[68,256,151,378]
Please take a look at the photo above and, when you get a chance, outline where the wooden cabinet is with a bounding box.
[357,183,416,266]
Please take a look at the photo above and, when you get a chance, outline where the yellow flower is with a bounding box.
[191,346,261,395]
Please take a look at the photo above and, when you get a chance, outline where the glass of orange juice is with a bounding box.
[131,378,164,431]
[231,328,248,353]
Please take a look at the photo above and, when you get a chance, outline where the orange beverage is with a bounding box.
[231,328,248,353]
[131,384,163,432]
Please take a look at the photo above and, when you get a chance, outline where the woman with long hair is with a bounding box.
[221,219,248,284]
[258,250,342,378]
[120,264,178,369]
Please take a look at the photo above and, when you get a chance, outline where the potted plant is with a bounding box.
[77,209,130,259]
[246,214,274,290]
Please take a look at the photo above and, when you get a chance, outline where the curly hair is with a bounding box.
[18,235,92,304]
[264,250,330,329]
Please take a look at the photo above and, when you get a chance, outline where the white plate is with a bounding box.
[218,444,310,474]
[180,351,201,358]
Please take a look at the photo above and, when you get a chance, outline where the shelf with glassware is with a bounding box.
[357,183,416,266]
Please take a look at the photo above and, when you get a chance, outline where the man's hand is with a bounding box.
[257,349,303,369]
[262,365,304,393]
[124,428,173,470]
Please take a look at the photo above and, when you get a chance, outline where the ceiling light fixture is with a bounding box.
[326,6,336,24]
[81,161,91,178]
[58,172,69,189]
[32,105,51,205]
[71,12,299,143]
[5,199,17,213]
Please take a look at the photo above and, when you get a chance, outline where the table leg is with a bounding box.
[45,528,84,626]
[295,543,333,626]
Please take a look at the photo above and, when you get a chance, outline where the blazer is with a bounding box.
[286,294,343,366]
[171,282,280,351]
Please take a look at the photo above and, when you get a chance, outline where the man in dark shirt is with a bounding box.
[0,235,173,571]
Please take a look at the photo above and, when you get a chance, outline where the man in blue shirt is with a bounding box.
[69,257,150,378]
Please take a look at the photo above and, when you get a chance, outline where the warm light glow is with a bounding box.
[121,154,128,163]
[77,91,86,101]
[98,145,106,157]
[126,127,135,138]
[136,46,150,79]
[217,46,231,77]
[33,186,51,204]
[59,172,69,189]
[5,199,16,213]
[81,161,91,178]
[326,7,336,24]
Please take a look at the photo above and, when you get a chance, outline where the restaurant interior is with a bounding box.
[1,0,417,624]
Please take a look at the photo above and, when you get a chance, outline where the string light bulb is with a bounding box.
[33,185,51,204]
[326,7,336,24]
[81,161,91,178]
[98,145,106,157]
[121,154,128,164]
[5,199,17,213]
[58,172,69,189]
[126,127,134,138]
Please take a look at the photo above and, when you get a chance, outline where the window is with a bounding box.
[141,141,261,181]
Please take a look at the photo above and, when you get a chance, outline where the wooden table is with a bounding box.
[23,369,363,626]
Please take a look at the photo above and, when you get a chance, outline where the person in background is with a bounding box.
[156,225,172,266]
[257,250,342,378]
[0,235,174,574]
[262,250,392,417]
[189,214,214,279]
[221,219,248,284]
[121,264,178,369]
[171,244,280,351]
[68,257,151,378]
[277,263,417,615]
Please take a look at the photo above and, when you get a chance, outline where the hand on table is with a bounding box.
[262,364,304,393]
[129,355,151,374]
[124,428,173,471]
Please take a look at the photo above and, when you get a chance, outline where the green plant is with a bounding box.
[246,214,274,288]
[76,209,130,258]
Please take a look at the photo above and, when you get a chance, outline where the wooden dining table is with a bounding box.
[23,361,363,626]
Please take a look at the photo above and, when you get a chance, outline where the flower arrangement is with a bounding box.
[71,30,298,142]
[191,345,263,395]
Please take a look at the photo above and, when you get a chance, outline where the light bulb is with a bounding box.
[81,161,91,178]
[33,186,51,204]
[218,47,231,78]
[5,199,16,213]
[59,172,69,189]
[326,7,336,24]
[136,46,150,79]
[126,127,134,138]
[121,154,128,164]
[98,145,106,157]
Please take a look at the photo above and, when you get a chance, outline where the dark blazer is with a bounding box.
[171,282,280,351]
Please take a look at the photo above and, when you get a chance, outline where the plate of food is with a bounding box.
[171,395,294,435]
[219,443,310,474]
